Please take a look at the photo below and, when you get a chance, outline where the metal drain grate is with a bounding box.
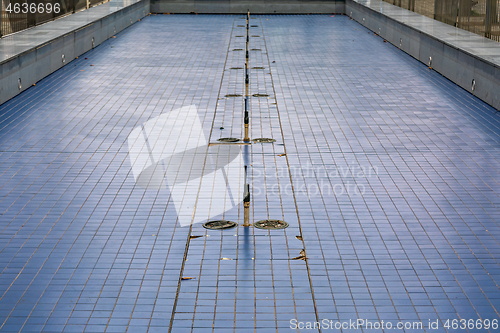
[254,220,289,230]
[250,25,259,27]
[251,49,262,51]
[217,138,240,143]
[237,25,245,27]
[235,35,245,37]
[233,49,244,51]
[203,220,237,230]
[230,67,243,70]
[253,138,276,143]
[252,93,269,97]
[251,35,260,37]
[252,67,265,69]
[225,94,242,97]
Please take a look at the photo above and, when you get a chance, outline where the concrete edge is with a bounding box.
[0,0,150,105]
[346,0,500,111]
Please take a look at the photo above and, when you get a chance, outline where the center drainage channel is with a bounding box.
[254,220,289,230]
[253,138,276,143]
[203,220,237,230]
[218,137,240,143]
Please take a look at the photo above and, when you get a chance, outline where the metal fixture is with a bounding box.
[203,220,237,230]
[244,97,249,141]
[252,138,275,143]
[254,220,289,230]
[243,167,250,227]
[217,138,240,143]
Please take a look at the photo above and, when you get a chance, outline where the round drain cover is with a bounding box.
[253,138,276,143]
[254,220,288,230]
[225,94,242,97]
[203,220,237,230]
[218,137,240,143]
[252,93,269,97]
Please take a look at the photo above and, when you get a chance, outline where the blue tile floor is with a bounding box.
[1,14,500,332]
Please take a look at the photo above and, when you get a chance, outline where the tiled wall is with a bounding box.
[150,0,345,14]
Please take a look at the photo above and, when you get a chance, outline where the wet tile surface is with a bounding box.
[1,14,500,332]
